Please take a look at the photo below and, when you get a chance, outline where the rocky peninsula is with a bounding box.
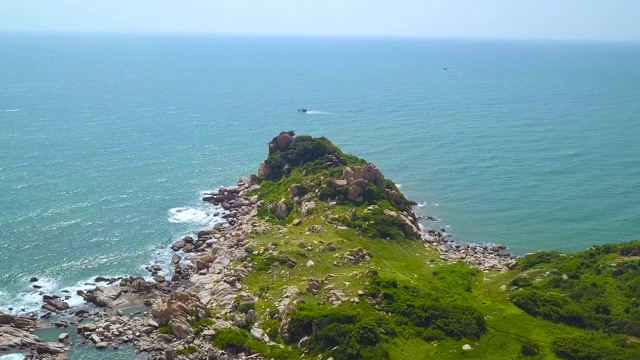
[2,132,640,360]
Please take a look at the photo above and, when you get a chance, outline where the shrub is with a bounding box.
[177,345,198,355]
[511,290,569,322]
[510,276,533,288]
[213,328,250,353]
[517,251,564,270]
[552,334,640,360]
[521,340,542,357]
[158,326,172,336]
[238,302,255,314]
[288,303,360,342]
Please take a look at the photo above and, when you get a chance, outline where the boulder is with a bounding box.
[289,184,302,198]
[341,167,355,183]
[169,317,192,340]
[268,201,289,220]
[250,327,270,343]
[327,178,348,189]
[276,132,293,150]
[170,240,185,252]
[44,298,70,311]
[347,185,363,201]
[301,201,316,218]
[83,286,122,308]
[257,163,271,179]
[58,333,69,342]
[307,278,320,295]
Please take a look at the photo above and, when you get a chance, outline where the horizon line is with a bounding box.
[1,30,639,44]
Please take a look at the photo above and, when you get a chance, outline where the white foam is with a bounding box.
[417,201,427,208]
[3,109,21,112]
[168,206,227,227]
[0,274,127,315]
[0,277,59,315]
[305,110,331,115]
[0,354,26,360]
[59,279,110,308]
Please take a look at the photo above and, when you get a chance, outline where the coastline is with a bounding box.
[1,158,519,359]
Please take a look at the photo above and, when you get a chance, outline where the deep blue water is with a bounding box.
[1,34,640,323]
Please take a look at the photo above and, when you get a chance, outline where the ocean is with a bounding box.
[1,34,640,355]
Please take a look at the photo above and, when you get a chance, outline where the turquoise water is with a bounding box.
[1,34,640,324]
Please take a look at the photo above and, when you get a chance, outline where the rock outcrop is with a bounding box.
[0,313,68,358]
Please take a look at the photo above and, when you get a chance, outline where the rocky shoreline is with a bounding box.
[1,145,518,359]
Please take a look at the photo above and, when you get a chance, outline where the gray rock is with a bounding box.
[268,201,289,220]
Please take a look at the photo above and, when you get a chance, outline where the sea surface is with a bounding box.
[1,33,640,357]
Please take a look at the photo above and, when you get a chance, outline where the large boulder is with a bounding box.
[82,286,122,308]
[276,132,294,150]
[169,317,192,339]
[44,298,70,311]
[268,201,289,220]
[347,185,364,201]
[341,167,355,183]
[257,163,271,179]
[301,201,316,218]
[327,178,348,189]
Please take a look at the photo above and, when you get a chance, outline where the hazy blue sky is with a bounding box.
[1,0,639,41]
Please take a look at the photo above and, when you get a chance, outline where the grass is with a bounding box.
[238,199,640,359]
[216,133,640,359]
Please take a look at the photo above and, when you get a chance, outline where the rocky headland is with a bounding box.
[3,132,639,360]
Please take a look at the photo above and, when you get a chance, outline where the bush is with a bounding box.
[509,276,533,288]
[238,302,255,314]
[552,334,640,360]
[158,326,172,336]
[191,317,215,336]
[518,251,564,270]
[177,345,198,355]
[213,328,250,353]
[521,340,542,357]
[368,275,486,340]
[288,303,360,342]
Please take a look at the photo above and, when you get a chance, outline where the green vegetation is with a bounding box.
[509,241,640,337]
[177,345,198,355]
[158,326,172,336]
[285,268,486,360]
[254,133,413,239]
[213,328,298,359]
[213,133,640,359]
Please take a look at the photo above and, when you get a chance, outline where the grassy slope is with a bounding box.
[223,135,640,359]
[241,211,602,359]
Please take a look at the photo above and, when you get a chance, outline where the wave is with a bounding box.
[2,109,21,112]
[0,354,26,360]
[0,277,58,315]
[305,110,331,115]
[0,194,228,316]
[417,202,427,208]
[168,205,227,227]
[0,274,126,316]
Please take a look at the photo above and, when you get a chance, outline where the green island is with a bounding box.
[196,132,640,359]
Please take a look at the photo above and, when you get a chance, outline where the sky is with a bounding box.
[1,0,639,41]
